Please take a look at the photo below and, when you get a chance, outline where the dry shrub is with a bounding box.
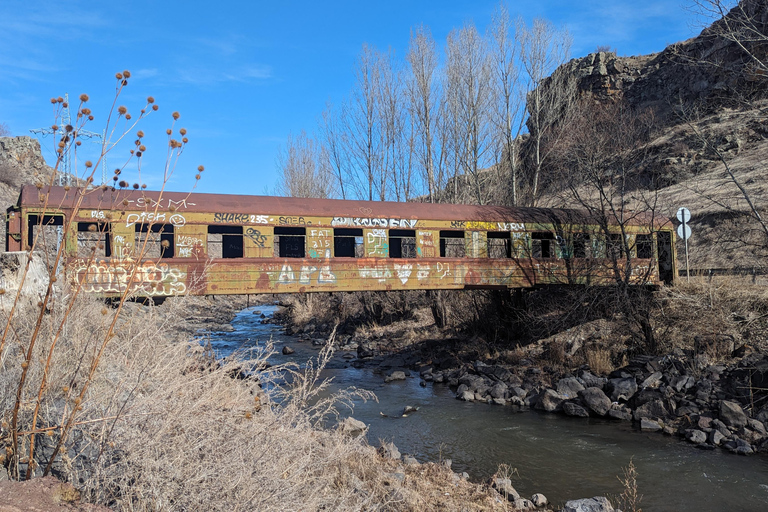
[1,292,506,511]
[657,276,768,356]
[585,345,614,375]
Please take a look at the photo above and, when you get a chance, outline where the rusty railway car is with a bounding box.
[5,185,676,298]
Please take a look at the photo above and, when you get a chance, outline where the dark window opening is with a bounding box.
[77,222,112,258]
[27,214,64,249]
[572,233,590,259]
[389,229,416,258]
[487,231,510,258]
[439,230,465,258]
[334,228,364,258]
[135,224,174,259]
[636,234,653,259]
[208,225,243,259]
[274,226,305,258]
[531,232,556,259]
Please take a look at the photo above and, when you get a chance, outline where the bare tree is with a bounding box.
[376,48,411,201]
[406,26,442,203]
[0,123,10,137]
[276,131,335,198]
[320,103,350,199]
[489,4,526,206]
[347,44,385,201]
[517,17,576,205]
[555,100,665,351]
[444,23,494,204]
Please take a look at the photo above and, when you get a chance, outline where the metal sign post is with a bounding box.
[676,207,692,282]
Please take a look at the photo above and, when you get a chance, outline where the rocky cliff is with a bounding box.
[0,136,56,245]
[534,0,768,270]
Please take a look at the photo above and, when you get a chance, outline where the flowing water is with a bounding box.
[205,305,768,511]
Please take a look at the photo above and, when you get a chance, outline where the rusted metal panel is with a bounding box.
[21,185,669,229]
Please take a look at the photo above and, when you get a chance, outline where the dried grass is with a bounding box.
[1,293,509,511]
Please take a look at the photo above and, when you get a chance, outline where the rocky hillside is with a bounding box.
[536,0,768,270]
[0,136,56,246]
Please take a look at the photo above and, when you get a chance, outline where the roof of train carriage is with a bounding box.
[17,185,669,228]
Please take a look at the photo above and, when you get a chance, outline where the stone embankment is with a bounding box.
[348,329,768,456]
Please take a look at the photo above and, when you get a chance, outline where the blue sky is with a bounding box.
[1,0,709,196]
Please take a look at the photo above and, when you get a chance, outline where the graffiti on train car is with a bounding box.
[367,229,388,256]
[213,213,269,224]
[277,261,336,286]
[244,228,269,247]
[177,236,203,258]
[125,197,197,210]
[71,260,187,296]
[332,217,417,228]
[417,231,436,257]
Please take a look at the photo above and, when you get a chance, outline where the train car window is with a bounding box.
[334,228,364,258]
[77,222,112,258]
[531,232,556,258]
[635,234,653,259]
[274,227,305,258]
[486,231,510,258]
[573,233,590,258]
[439,231,465,257]
[208,226,244,258]
[27,214,64,251]
[135,223,174,259]
[389,229,416,258]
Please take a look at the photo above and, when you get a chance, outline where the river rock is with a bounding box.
[458,390,475,401]
[563,402,590,418]
[720,400,748,428]
[608,377,638,402]
[641,418,663,432]
[531,493,548,507]
[633,399,668,421]
[492,477,520,501]
[641,371,663,389]
[535,389,565,412]
[338,417,368,436]
[607,407,632,421]
[562,496,614,512]
[384,371,406,383]
[686,429,707,444]
[670,374,695,393]
[514,497,535,510]
[709,429,726,445]
[377,441,401,460]
[281,346,295,355]
[579,370,607,389]
[557,377,585,399]
[490,382,508,399]
[578,387,611,416]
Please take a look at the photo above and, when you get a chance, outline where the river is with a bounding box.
[205,304,768,511]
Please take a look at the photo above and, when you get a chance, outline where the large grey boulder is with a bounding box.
[578,387,612,416]
[557,377,585,399]
[633,399,668,421]
[719,400,748,429]
[608,377,638,401]
[535,389,565,412]
[562,496,614,512]
[563,402,590,418]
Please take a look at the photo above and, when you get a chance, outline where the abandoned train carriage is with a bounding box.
[5,185,676,297]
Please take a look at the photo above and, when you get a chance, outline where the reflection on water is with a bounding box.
[205,305,768,511]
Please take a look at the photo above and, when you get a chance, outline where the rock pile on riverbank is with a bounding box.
[406,349,768,456]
